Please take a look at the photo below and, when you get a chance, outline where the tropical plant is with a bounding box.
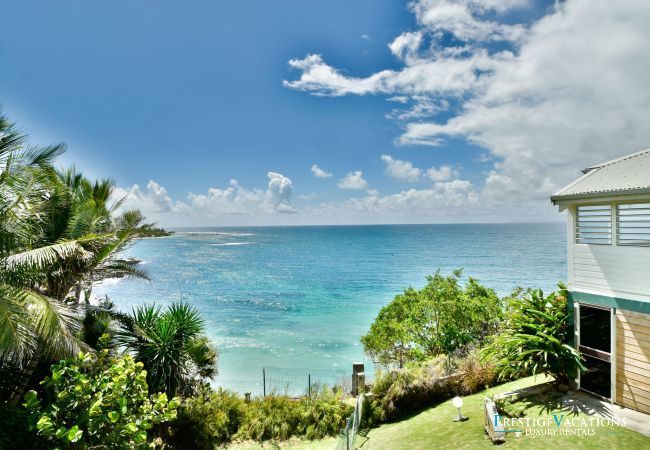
[482,284,586,385]
[0,111,150,369]
[234,389,352,442]
[0,113,85,367]
[168,387,246,449]
[24,351,179,449]
[361,269,503,367]
[115,302,218,397]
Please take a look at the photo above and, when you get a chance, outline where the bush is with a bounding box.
[235,389,352,442]
[371,357,457,421]
[169,387,245,449]
[455,347,496,395]
[370,350,497,422]
[25,351,179,449]
[0,401,48,450]
[362,270,503,367]
[495,396,527,418]
[482,285,585,385]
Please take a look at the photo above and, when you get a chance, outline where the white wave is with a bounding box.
[209,242,255,246]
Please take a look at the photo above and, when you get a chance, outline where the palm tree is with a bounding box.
[0,113,84,366]
[0,111,148,370]
[115,302,218,397]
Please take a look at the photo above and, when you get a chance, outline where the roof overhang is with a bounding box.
[551,188,650,211]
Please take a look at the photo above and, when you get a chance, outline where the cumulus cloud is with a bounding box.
[309,178,480,222]
[285,0,650,216]
[338,171,368,190]
[311,164,333,178]
[115,172,296,225]
[114,180,183,214]
[267,172,295,213]
[426,165,458,182]
[381,154,422,182]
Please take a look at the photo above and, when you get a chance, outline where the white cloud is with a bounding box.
[311,164,333,178]
[426,165,458,181]
[114,180,183,214]
[285,0,650,217]
[115,172,296,225]
[309,178,480,222]
[338,171,368,190]
[381,154,422,182]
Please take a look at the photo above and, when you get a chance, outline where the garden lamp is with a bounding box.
[452,396,468,422]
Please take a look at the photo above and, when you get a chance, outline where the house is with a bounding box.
[551,148,650,414]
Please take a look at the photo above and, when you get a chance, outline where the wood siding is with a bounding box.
[573,244,650,298]
[616,309,650,414]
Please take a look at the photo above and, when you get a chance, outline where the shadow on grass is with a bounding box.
[511,388,615,419]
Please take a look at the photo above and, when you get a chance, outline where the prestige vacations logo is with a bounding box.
[494,413,627,436]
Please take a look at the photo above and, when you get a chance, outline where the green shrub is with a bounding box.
[0,401,48,449]
[495,396,527,418]
[235,389,352,442]
[370,351,497,422]
[169,387,245,449]
[455,347,496,395]
[371,357,458,421]
[24,351,179,449]
[362,270,503,367]
[482,285,585,385]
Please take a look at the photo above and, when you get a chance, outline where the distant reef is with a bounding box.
[136,225,175,238]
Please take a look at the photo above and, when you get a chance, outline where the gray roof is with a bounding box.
[551,148,650,203]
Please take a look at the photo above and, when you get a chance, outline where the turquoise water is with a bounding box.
[94,224,566,393]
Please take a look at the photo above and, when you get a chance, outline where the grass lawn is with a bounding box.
[227,375,650,449]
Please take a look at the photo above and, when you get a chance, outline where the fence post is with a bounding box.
[308,373,311,398]
[263,368,266,397]
[352,362,364,396]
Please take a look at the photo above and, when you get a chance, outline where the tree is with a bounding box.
[0,112,83,366]
[115,303,218,397]
[0,111,149,367]
[482,284,585,385]
[24,351,179,448]
[361,270,503,367]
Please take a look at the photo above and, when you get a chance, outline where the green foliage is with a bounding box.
[370,349,497,422]
[235,389,352,442]
[371,357,456,421]
[362,269,503,366]
[169,387,245,449]
[494,396,527,418]
[115,302,218,397]
[0,401,49,449]
[136,225,174,237]
[482,284,586,385]
[0,110,149,366]
[24,351,179,449]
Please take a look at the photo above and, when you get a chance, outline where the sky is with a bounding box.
[2,0,650,226]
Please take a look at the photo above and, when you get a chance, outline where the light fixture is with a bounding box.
[452,396,468,422]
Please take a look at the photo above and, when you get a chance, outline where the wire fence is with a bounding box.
[215,366,350,398]
[338,393,365,450]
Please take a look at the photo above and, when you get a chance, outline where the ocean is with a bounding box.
[94,223,566,394]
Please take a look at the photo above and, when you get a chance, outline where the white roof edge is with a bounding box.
[582,147,650,173]
[550,168,598,201]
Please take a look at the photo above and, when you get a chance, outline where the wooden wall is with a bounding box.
[616,308,650,414]
[574,245,650,298]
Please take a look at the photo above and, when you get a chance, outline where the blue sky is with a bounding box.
[2,1,649,225]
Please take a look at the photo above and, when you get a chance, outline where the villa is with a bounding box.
[551,149,650,414]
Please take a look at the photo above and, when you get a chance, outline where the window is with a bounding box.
[617,203,650,246]
[575,205,612,244]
